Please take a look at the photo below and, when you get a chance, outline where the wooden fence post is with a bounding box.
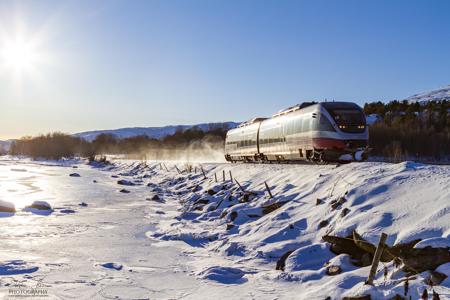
[222,170,226,182]
[235,179,245,192]
[214,173,218,183]
[264,181,273,198]
[175,165,181,174]
[366,232,388,285]
[201,166,207,179]
[229,170,233,182]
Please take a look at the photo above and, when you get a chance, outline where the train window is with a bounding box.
[318,114,336,131]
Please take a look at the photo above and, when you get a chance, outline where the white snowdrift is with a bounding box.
[149,160,450,299]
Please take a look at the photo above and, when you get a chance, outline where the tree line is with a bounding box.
[9,125,229,160]
[364,100,450,162]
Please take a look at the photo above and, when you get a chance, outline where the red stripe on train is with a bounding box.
[312,138,346,149]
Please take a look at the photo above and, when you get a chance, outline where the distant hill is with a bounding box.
[404,84,450,103]
[73,122,240,141]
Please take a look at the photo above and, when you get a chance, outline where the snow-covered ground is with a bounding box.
[0,157,449,299]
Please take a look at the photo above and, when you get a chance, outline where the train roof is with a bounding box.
[320,102,363,111]
[237,117,268,128]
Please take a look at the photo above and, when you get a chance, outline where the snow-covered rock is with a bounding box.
[0,200,15,213]
[25,201,52,211]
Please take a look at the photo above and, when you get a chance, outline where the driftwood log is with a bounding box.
[323,230,450,274]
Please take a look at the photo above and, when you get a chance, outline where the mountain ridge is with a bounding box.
[73,121,239,142]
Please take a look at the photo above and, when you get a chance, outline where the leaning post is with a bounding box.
[264,181,273,198]
[366,232,388,285]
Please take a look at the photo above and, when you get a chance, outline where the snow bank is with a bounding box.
[142,160,449,299]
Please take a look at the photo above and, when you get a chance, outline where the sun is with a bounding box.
[1,37,37,72]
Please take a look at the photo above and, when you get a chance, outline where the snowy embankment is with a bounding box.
[146,161,450,299]
[0,158,448,299]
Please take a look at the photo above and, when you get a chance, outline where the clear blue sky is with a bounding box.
[1,0,450,139]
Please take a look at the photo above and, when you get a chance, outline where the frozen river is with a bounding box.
[0,159,298,300]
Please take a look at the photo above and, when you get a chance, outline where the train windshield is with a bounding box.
[323,103,366,133]
[331,109,365,125]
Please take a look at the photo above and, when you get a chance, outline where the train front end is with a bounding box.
[312,102,369,162]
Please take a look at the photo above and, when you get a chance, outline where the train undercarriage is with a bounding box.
[225,147,370,164]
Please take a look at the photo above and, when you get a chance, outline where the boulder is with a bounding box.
[119,189,130,194]
[0,200,15,213]
[424,271,447,286]
[79,202,88,207]
[276,250,294,271]
[26,201,52,210]
[69,173,80,177]
[117,180,135,186]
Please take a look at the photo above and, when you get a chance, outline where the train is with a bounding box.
[224,102,369,163]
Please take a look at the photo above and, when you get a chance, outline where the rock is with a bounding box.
[119,189,130,194]
[396,246,450,273]
[341,208,351,217]
[326,265,342,276]
[322,234,368,261]
[342,296,371,300]
[111,175,119,178]
[388,295,405,300]
[26,201,52,210]
[207,189,217,195]
[79,202,88,207]
[230,211,238,221]
[72,166,78,168]
[0,200,16,213]
[262,202,287,215]
[424,271,447,286]
[226,224,234,230]
[117,180,135,186]
[194,199,209,206]
[316,198,323,205]
[276,250,294,271]
[151,194,161,201]
[330,200,340,210]
[360,253,373,267]
[318,220,329,229]
[93,180,97,183]
[338,196,347,204]
[69,173,80,177]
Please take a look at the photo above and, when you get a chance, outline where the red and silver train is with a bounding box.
[224,102,369,163]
